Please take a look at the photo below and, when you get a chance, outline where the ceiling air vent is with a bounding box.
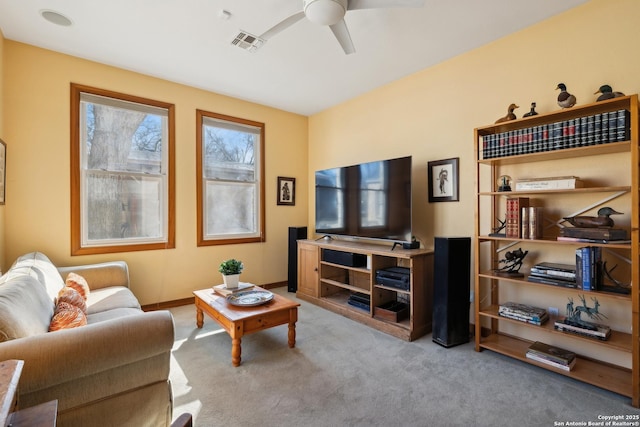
[231,31,265,52]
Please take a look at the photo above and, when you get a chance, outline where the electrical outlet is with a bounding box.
[548,307,559,317]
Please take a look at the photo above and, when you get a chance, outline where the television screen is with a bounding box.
[315,156,412,243]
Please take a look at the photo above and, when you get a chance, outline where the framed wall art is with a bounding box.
[428,157,459,203]
[277,176,295,206]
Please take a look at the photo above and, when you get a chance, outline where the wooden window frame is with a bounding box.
[70,83,175,255]
[196,109,265,246]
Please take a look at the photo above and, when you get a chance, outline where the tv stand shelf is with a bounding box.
[296,239,433,341]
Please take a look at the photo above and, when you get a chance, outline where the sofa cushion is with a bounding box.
[49,304,87,331]
[86,286,141,315]
[0,252,65,302]
[0,275,54,342]
[86,307,144,324]
[65,272,90,300]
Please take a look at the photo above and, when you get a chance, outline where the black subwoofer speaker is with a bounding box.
[432,237,471,348]
[287,227,307,292]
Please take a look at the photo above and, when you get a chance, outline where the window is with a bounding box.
[71,84,175,255]
[196,110,265,245]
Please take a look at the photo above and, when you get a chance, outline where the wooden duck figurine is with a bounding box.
[563,207,622,228]
[495,103,519,123]
[594,85,625,101]
[556,83,576,108]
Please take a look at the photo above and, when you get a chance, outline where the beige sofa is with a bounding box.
[0,252,174,427]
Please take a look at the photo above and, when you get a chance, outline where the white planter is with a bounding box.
[222,274,240,289]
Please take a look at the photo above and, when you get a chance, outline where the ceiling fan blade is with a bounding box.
[329,19,355,55]
[260,11,305,40]
[347,0,425,10]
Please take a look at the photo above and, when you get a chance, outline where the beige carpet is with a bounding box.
[169,287,640,426]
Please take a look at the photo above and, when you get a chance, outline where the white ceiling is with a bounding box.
[0,0,588,116]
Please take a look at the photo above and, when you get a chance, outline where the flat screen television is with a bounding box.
[315,155,412,243]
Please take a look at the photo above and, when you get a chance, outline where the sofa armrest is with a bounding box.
[0,310,174,396]
[57,261,130,290]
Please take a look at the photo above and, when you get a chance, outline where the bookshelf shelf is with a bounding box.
[479,334,632,398]
[474,94,640,407]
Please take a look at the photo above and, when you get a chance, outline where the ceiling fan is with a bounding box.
[259,0,425,55]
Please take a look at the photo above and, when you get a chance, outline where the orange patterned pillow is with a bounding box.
[54,301,76,314]
[49,304,87,331]
[65,272,90,301]
[57,286,87,314]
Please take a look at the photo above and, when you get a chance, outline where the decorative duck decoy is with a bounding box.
[495,103,519,124]
[556,83,577,108]
[523,102,538,117]
[594,85,625,102]
[563,207,622,228]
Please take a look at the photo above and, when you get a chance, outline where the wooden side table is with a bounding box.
[0,359,23,427]
[0,359,57,426]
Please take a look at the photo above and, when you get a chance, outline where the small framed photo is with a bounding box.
[277,176,295,206]
[428,157,459,203]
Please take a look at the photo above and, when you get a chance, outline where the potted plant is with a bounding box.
[218,259,244,289]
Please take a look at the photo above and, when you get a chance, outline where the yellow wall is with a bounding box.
[307,0,640,366]
[1,0,639,312]
[3,41,308,304]
[0,28,5,268]
[308,0,640,247]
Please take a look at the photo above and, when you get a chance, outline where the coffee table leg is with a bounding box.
[196,306,204,328]
[288,307,298,348]
[231,338,241,367]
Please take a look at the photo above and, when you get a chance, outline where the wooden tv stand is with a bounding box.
[296,239,433,341]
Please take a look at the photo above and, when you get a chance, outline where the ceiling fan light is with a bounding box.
[304,0,347,26]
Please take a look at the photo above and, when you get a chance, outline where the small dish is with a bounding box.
[226,290,274,307]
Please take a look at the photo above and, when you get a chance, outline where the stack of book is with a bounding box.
[575,246,602,291]
[525,341,577,371]
[213,282,254,297]
[557,227,628,244]
[481,109,631,159]
[527,262,577,288]
[498,302,549,325]
[504,198,544,239]
[505,197,529,238]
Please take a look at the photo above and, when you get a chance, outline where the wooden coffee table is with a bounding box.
[193,287,300,367]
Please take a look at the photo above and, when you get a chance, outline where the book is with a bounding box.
[557,236,632,244]
[213,282,254,296]
[525,352,576,371]
[532,262,576,273]
[581,246,593,290]
[527,275,578,288]
[530,262,576,280]
[515,176,584,191]
[528,207,543,239]
[521,207,529,240]
[559,227,628,241]
[505,197,529,238]
[527,341,576,365]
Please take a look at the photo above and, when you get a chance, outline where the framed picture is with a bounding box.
[428,157,459,202]
[0,139,6,205]
[277,176,295,206]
